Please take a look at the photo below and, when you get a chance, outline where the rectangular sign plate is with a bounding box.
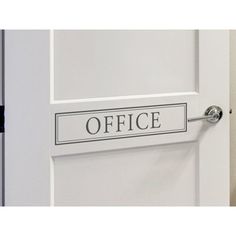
[55,103,187,145]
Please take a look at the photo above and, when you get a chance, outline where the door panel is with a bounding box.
[54,142,198,206]
[54,30,197,100]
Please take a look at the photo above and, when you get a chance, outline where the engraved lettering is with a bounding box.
[104,115,113,133]
[86,117,101,135]
[117,114,126,132]
[151,112,161,129]
[136,112,149,130]
[128,113,133,131]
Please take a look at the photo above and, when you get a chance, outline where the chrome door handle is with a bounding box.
[188,105,223,123]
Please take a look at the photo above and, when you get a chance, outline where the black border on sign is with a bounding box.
[55,103,187,145]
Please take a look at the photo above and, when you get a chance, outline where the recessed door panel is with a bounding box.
[54,142,198,206]
[54,30,197,100]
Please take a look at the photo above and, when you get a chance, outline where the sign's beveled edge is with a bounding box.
[54,103,187,146]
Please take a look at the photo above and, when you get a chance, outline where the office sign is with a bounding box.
[55,103,187,145]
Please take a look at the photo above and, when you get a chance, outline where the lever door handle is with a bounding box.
[188,105,223,123]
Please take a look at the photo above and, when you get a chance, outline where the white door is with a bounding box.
[4,30,230,206]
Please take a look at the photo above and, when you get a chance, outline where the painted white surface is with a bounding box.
[4,30,230,206]
[54,142,197,206]
[4,31,51,205]
[198,32,229,205]
[54,30,196,100]
[230,31,236,205]
[56,104,186,145]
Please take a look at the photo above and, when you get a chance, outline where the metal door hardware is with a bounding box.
[188,105,223,123]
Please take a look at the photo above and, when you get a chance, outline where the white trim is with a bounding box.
[4,30,51,205]
[50,30,55,206]
[50,156,55,206]
[198,30,230,205]
[50,30,55,103]
[52,92,199,104]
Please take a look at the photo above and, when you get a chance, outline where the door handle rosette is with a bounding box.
[188,105,223,123]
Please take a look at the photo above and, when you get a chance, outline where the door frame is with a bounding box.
[0,30,4,206]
